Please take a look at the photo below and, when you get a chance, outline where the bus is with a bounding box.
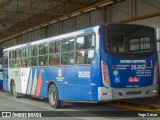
[2,24,159,108]
[0,48,4,89]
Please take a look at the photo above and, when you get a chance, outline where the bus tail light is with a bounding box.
[153,62,159,84]
[153,90,158,93]
[101,61,110,88]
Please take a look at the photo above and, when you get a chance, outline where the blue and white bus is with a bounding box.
[2,24,159,108]
[0,48,4,89]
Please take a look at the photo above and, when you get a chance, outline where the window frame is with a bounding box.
[15,49,22,68]
[21,47,28,67]
[49,40,60,66]
[28,45,38,67]
[105,26,154,58]
[9,50,15,68]
[129,36,151,52]
[38,43,49,67]
[75,33,96,66]
[3,51,9,69]
[61,37,75,66]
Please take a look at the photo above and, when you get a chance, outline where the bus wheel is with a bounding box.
[48,84,61,108]
[10,81,19,98]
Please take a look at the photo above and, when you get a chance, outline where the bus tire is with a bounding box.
[48,84,61,108]
[10,81,20,98]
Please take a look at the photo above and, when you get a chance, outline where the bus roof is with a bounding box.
[3,23,154,52]
[3,25,100,52]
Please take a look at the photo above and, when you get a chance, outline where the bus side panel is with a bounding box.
[36,65,99,101]
[60,66,92,101]
[31,66,94,101]
[36,66,98,101]
[90,49,101,101]
[36,67,66,99]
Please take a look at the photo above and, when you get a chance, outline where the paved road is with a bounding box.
[0,91,159,120]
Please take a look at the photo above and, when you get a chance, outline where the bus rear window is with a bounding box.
[129,37,151,51]
[105,27,154,56]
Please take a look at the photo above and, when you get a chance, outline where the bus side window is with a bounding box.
[15,49,22,67]
[39,43,48,66]
[0,58,2,68]
[61,39,75,65]
[2,51,8,68]
[76,34,95,65]
[49,41,60,66]
[29,46,37,66]
[9,51,15,68]
[22,48,28,67]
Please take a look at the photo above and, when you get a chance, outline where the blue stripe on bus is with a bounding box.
[0,80,3,84]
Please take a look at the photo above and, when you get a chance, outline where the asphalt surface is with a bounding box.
[0,90,159,120]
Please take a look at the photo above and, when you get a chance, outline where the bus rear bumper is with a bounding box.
[98,84,159,101]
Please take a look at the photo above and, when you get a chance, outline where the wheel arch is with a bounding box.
[47,80,59,96]
[48,80,56,91]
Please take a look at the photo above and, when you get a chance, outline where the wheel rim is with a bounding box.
[49,88,57,105]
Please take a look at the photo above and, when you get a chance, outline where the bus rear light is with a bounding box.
[102,93,108,95]
[101,61,110,88]
[153,62,159,84]
[153,90,158,93]
[105,24,109,27]
[156,90,159,93]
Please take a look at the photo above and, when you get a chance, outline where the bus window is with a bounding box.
[55,42,60,53]
[22,48,28,67]
[61,39,75,65]
[49,41,60,54]
[49,54,59,66]
[9,51,15,68]
[76,50,94,64]
[49,42,55,53]
[9,51,15,59]
[140,37,150,50]
[76,34,95,50]
[0,58,2,68]
[3,51,8,68]
[39,43,48,66]
[76,34,95,65]
[106,27,152,54]
[29,46,37,56]
[129,37,151,51]
[3,58,8,68]
[29,46,37,66]
[62,52,74,65]
[15,49,22,67]
[49,41,60,66]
